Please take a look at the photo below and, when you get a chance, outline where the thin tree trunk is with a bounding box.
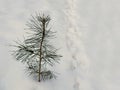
[38,20,45,82]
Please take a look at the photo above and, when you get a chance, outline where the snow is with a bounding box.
[0,0,120,90]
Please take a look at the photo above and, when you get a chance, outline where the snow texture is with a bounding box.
[0,0,120,90]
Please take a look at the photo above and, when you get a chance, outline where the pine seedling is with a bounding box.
[12,13,61,82]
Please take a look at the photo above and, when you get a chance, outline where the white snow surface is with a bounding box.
[0,0,120,90]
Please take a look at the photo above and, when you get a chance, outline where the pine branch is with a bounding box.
[12,13,61,82]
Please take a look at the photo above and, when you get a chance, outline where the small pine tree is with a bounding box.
[12,13,61,82]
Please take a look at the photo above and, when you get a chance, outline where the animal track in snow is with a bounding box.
[64,0,90,89]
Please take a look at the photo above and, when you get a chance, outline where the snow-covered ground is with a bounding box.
[0,0,120,90]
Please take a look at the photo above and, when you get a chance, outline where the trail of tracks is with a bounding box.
[65,0,90,89]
